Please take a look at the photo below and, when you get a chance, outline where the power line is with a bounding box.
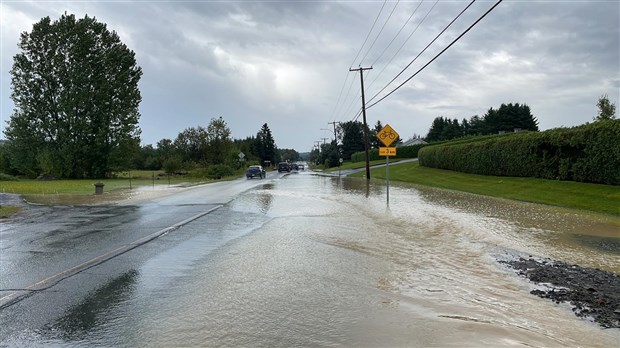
[359,0,400,66]
[368,0,503,109]
[350,0,387,68]
[370,0,425,68]
[368,0,475,104]
[335,72,360,122]
[366,0,438,93]
[326,0,387,124]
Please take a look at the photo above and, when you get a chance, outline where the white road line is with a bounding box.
[0,205,222,308]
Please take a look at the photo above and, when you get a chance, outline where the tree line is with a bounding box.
[425,103,539,142]
[309,120,403,168]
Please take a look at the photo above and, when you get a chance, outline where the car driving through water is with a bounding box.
[246,165,266,179]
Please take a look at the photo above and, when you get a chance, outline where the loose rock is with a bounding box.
[501,257,620,329]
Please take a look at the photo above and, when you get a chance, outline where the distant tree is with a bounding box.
[174,127,209,164]
[163,157,181,175]
[5,14,142,178]
[156,138,174,159]
[467,115,485,135]
[205,117,232,165]
[279,148,300,162]
[338,121,365,160]
[595,94,617,121]
[370,120,383,149]
[483,103,538,134]
[308,147,320,165]
[425,117,449,142]
[255,123,277,165]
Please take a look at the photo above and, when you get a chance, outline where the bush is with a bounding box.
[350,143,431,162]
[418,120,620,185]
[206,164,234,179]
[0,173,19,181]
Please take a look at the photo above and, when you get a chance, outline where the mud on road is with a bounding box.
[502,257,620,329]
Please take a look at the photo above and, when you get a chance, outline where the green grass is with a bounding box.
[0,206,21,218]
[351,161,620,216]
[0,177,201,195]
[324,159,405,172]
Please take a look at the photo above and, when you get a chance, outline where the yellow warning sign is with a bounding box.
[379,147,396,156]
[377,124,399,147]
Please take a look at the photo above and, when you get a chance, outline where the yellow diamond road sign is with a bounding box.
[377,124,399,147]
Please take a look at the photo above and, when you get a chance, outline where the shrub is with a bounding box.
[418,120,620,185]
[0,173,19,181]
[206,164,234,179]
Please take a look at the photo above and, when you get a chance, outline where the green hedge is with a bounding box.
[418,120,620,185]
[350,143,430,162]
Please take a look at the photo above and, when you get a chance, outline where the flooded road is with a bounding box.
[1,171,618,347]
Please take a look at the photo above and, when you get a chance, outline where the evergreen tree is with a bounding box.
[256,123,277,165]
[338,121,365,160]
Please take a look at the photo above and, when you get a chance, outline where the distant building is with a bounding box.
[398,138,428,147]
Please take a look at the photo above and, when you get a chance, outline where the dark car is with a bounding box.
[278,162,290,173]
[291,163,299,171]
[246,165,265,179]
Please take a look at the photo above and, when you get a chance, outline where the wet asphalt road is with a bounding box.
[0,171,281,341]
[1,166,618,347]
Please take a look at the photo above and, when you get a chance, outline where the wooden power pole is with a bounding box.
[349,66,373,180]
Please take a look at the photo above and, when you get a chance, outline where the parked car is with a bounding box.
[278,162,291,173]
[246,165,266,179]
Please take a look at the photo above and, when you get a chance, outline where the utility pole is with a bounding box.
[321,137,329,144]
[350,66,373,180]
[327,121,339,144]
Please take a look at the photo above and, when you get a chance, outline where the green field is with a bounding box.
[350,161,620,216]
[0,206,21,218]
[0,171,219,207]
[322,159,406,172]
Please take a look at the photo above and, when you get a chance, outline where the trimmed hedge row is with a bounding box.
[418,120,620,185]
[350,143,429,162]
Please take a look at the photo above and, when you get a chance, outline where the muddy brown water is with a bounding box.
[6,173,620,347]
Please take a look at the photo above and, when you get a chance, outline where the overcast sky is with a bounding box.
[1,0,618,152]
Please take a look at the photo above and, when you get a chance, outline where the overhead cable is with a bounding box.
[370,0,425,68]
[358,0,401,65]
[368,0,476,104]
[349,0,387,68]
[366,0,437,92]
[367,0,503,109]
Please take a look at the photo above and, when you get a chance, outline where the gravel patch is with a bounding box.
[502,256,620,329]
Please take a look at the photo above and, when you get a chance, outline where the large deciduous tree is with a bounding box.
[205,117,232,165]
[5,14,142,178]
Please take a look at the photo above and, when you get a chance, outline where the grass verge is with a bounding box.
[350,161,620,216]
[324,159,406,172]
[0,206,21,218]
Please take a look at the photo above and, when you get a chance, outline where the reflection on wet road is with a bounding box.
[1,172,618,347]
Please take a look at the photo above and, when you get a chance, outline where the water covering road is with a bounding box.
[1,169,618,347]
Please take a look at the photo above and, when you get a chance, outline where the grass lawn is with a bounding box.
[350,161,620,216]
[324,159,406,172]
[0,206,21,218]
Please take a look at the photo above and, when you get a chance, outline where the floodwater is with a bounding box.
[9,172,620,347]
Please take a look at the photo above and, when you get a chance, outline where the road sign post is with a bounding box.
[377,124,399,206]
